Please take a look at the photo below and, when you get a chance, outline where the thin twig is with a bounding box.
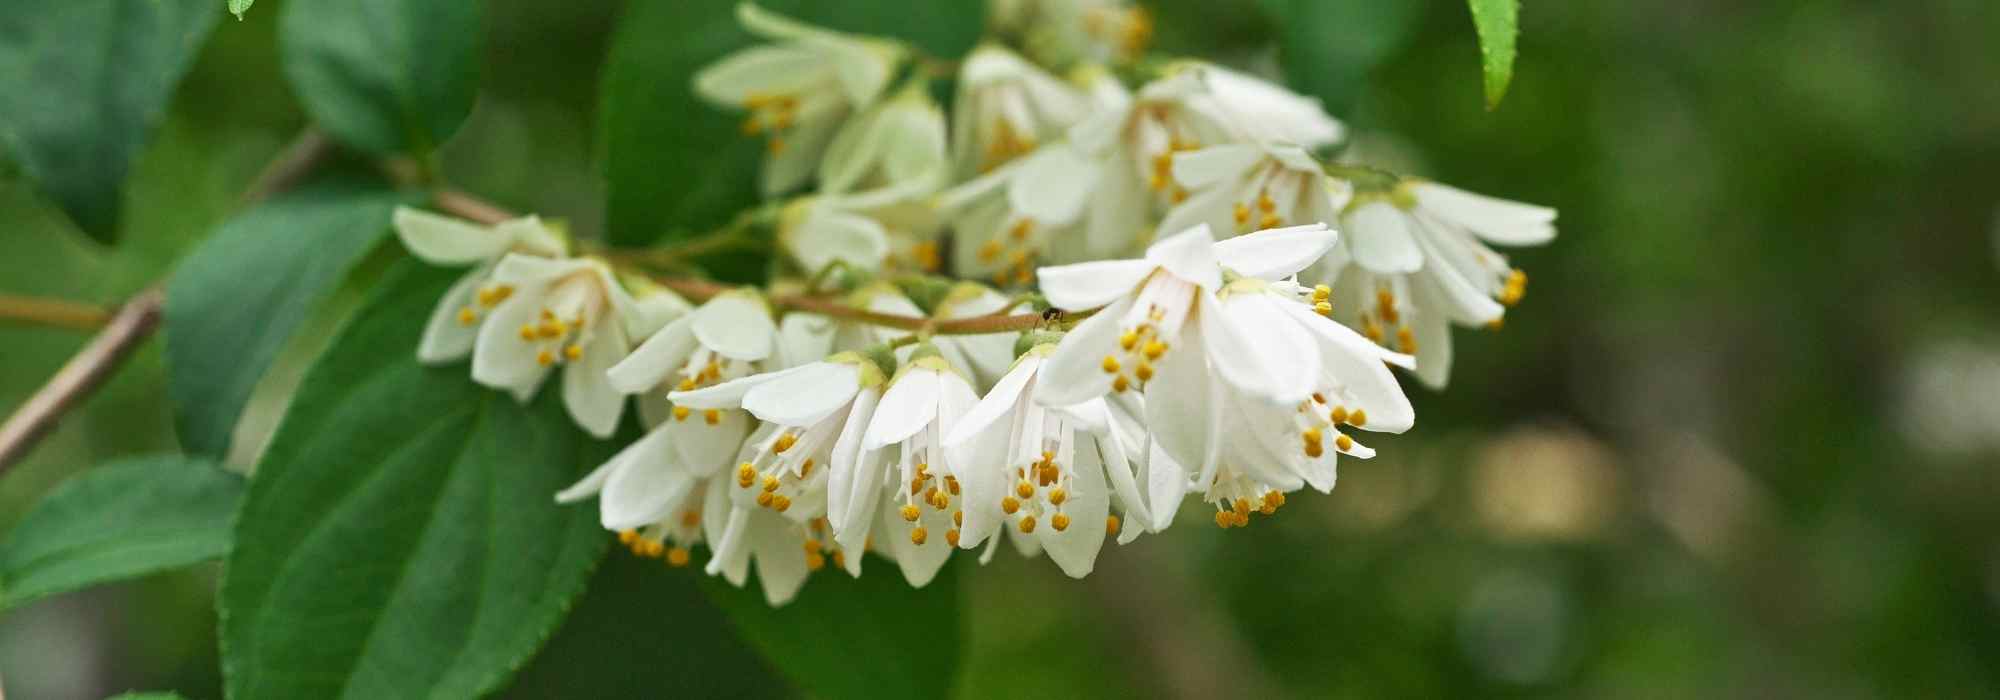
[238,129,337,205]
[0,287,164,471]
[0,294,111,331]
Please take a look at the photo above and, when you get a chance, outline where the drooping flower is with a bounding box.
[988,0,1153,67]
[1032,223,1341,478]
[1160,142,1339,241]
[937,141,1101,285]
[943,344,1151,577]
[950,44,1089,177]
[391,207,568,363]
[470,254,639,437]
[693,3,905,196]
[1301,177,1556,387]
[845,351,982,587]
[781,87,950,275]
[669,352,892,579]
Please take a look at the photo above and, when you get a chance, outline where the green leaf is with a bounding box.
[597,0,980,247]
[1467,0,1520,110]
[504,554,786,699]
[165,177,405,458]
[279,0,481,155]
[0,0,220,241]
[0,455,242,610]
[221,261,611,700]
[1260,0,1423,118]
[701,559,962,698]
[229,0,255,20]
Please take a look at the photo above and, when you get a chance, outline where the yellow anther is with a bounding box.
[910,527,928,546]
[1330,406,1349,424]
[1261,490,1283,515]
[518,324,537,341]
[1312,392,1327,404]
[1142,340,1166,360]
[1302,427,1323,445]
[617,529,639,545]
[1215,510,1234,528]
[672,406,691,422]
[799,458,815,477]
[736,462,756,486]
[831,550,846,570]
[666,547,691,567]
[945,475,960,495]
[766,137,786,155]
[1397,326,1416,354]
[1170,187,1189,204]
[640,540,664,558]
[1009,219,1034,241]
[1049,487,1068,506]
[680,510,701,527]
[1257,192,1276,212]
[1119,331,1139,350]
[953,510,964,527]
[1486,317,1506,331]
[772,495,792,512]
[762,475,781,493]
[978,240,1003,262]
[703,408,721,425]
[1233,498,1251,516]
[1336,434,1354,451]
[1106,515,1121,535]
[1348,409,1367,427]
[457,307,478,325]
[539,319,565,339]
[1233,202,1251,226]
[1305,442,1324,458]
[1101,355,1120,373]
[676,377,697,391]
[1134,362,1154,382]
[945,528,961,547]
[1016,480,1035,499]
[564,344,583,361]
[1113,375,1130,393]
[1051,513,1071,531]
[772,432,797,453]
[1232,511,1251,527]
[1001,496,1021,514]
[1312,284,1331,301]
[536,349,555,367]
[805,551,825,571]
[901,504,921,522]
[915,462,929,477]
[1149,173,1168,191]
[1018,515,1037,533]
[1313,301,1333,317]
[755,491,775,507]
[1259,213,1281,229]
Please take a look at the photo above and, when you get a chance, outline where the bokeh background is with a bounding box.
[5,1,1999,697]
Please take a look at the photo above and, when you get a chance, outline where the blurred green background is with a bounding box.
[4,0,1998,697]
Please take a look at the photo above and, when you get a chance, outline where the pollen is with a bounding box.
[1314,301,1332,317]
[1001,496,1021,514]
[1018,515,1037,533]
[772,432,797,453]
[945,475,960,495]
[457,307,478,325]
[1101,355,1120,373]
[564,344,583,361]
[978,240,1003,262]
[518,324,538,341]
[1329,406,1349,424]
[755,491,774,507]
[1052,513,1071,531]
[945,528,961,547]
[1106,515,1121,535]
[666,547,691,567]
[799,458,815,477]
[805,551,825,571]
[1215,510,1234,528]
[617,529,638,545]
[1258,213,1281,229]
[1134,362,1154,382]
[680,510,700,527]
[1397,326,1417,354]
[910,527,928,545]
[772,495,792,512]
[703,409,721,425]
[1016,480,1035,499]
[536,349,555,367]
[901,504,921,522]
[1112,375,1130,393]
[1142,340,1166,360]
[1049,487,1068,506]
[1348,409,1368,427]
[736,462,756,488]
[762,475,781,493]
[1336,434,1354,451]
[673,406,691,422]
[1233,202,1251,226]
[1120,331,1139,350]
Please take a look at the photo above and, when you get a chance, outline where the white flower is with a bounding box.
[391,207,567,363]
[781,89,949,275]
[470,254,638,437]
[554,424,719,566]
[937,142,1101,285]
[1303,178,1556,387]
[943,346,1151,577]
[1189,277,1417,526]
[989,0,1152,67]
[950,44,1089,177]
[694,3,905,196]
[1031,223,1341,478]
[1160,142,1340,241]
[847,352,982,587]
[669,352,891,579]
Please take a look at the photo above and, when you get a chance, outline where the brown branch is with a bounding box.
[0,294,111,331]
[0,128,339,475]
[0,287,164,471]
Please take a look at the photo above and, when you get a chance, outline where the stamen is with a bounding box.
[1106,515,1121,535]
[910,527,928,545]
[666,547,691,567]
[901,504,921,522]
[1018,515,1037,533]
[1051,513,1071,531]
[673,406,691,422]
[703,408,721,425]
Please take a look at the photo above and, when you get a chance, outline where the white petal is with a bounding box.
[692,44,830,105]
[790,209,890,275]
[471,292,550,392]
[1412,230,1506,325]
[774,313,836,369]
[1344,202,1424,274]
[705,506,753,586]
[1032,295,1131,407]
[1411,182,1556,246]
[624,289,692,339]
[761,114,843,197]
[1008,146,1098,225]
[599,429,693,530]
[1203,294,1317,404]
[1211,223,1337,280]
[416,265,490,364]
[1170,144,1261,189]
[1083,160,1148,259]
[1034,435,1109,578]
[563,323,629,438]
[666,408,752,473]
[669,365,804,409]
[1146,323,1220,489]
[886,498,956,587]
[1036,259,1154,310]
[1411,288,1455,390]
[1144,441,1186,531]
[749,512,811,606]
[828,388,880,538]
[1278,302,1416,433]
[393,207,510,264]
[744,362,863,426]
[692,294,777,362]
[1144,225,1223,290]
[863,368,941,450]
[491,253,589,287]
[554,455,618,504]
[1153,179,1237,248]
[606,316,697,394]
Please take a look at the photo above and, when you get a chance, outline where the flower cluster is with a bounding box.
[390,2,1556,605]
